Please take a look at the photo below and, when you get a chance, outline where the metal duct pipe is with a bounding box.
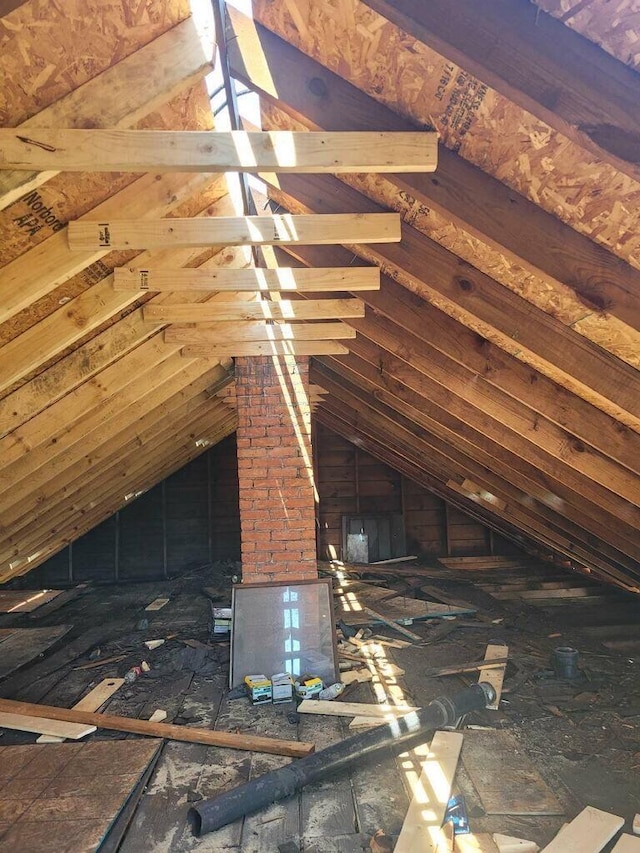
[190,682,495,836]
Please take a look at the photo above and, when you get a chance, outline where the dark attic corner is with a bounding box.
[1,0,640,851]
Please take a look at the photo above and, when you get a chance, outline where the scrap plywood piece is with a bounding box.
[0,740,161,853]
[395,731,463,853]
[145,597,169,611]
[67,213,402,250]
[146,297,365,323]
[0,129,438,172]
[37,678,125,743]
[462,729,563,816]
[0,590,62,613]
[114,265,380,291]
[613,837,640,852]
[541,806,624,852]
[0,712,95,740]
[478,644,508,710]
[0,626,71,680]
[297,699,418,719]
[182,341,350,357]
[493,836,540,853]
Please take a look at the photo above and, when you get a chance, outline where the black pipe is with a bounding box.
[189,682,495,836]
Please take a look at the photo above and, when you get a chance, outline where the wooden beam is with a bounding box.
[266,174,640,431]
[165,322,355,343]
[0,697,314,757]
[113,265,380,292]
[68,213,401,251]
[144,298,365,323]
[0,171,220,325]
[0,17,214,210]
[361,0,640,183]
[226,8,640,334]
[0,129,437,173]
[183,341,349,357]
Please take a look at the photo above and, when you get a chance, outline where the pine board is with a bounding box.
[298,699,418,719]
[541,806,624,851]
[462,730,564,815]
[0,711,95,739]
[37,677,124,743]
[0,626,71,680]
[612,836,640,852]
[395,730,463,853]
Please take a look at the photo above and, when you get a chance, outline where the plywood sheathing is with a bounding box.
[534,0,640,71]
[251,0,640,293]
[0,0,190,125]
[261,102,640,370]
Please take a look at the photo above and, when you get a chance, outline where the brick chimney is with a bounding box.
[235,355,318,583]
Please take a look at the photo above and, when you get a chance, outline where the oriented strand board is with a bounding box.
[462,730,564,815]
[0,626,71,679]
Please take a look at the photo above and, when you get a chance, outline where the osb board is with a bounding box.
[461,729,564,815]
[534,0,640,71]
[0,625,71,679]
[0,740,161,853]
[251,1,640,271]
[0,0,190,125]
[261,102,640,369]
[0,589,61,613]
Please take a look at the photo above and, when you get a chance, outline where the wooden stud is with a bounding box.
[144,298,365,323]
[113,265,380,292]
[0,129,437,173]
[165,321,355,343]
[67,213,401,251]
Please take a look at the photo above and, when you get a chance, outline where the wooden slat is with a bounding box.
[361,0,640,183]
[0,711,96,740]
[166,321,355,343]
[36,678,125,743]
[395,731,463,853]
[67,213,401,250]
[540,806,624,852]
[0,17,214,210]
[0,697,314,757]
[612,836,640,852]
[182,341,350,357]
[0,129,437,172]
[362,606,422,641]
[113,265,380,292]
[297,699,418,718]
[144,298,364,323]
[227,7,640,333]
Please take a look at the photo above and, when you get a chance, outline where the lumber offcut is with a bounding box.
[540,806,624,851]
[0,698,313,757]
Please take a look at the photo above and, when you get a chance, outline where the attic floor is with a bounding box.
[1,562,640,852]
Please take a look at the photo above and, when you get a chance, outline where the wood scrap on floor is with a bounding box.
[395,730,463,852]
[455,834,500,852]
[362,607,422,642]
[461,730,564,816]
[74,654,127,670]
[0,711,96,740]
[493,835,540,852]
[478,644,508,710]
[36,677,124,743]
[540,806,624,851]
[0,697,314,756]
[0,740,161,853]
[145,597,170,611]
[297,699,418,719]
[341,669,373,685]
[612,837,640,852]
[0,626,72,680]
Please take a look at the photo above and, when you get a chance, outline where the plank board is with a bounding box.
[298,699,418,719]
[478,644,508,710]
[0,590,62,613]
[461,730,564,816]
[37,677,125,743]
[0,740,161,852]
[145,297,365,323]
[67,213,401,250]
[145,597,169,611]
[0,129,437,172]
[541,806,624,852]
[165,321,356,343]
[456,835,500,852]
[612,836,640,852]
[114,265,380,292]
[0,626,71,680]
[0,711,95,739]
[493,836,540,853]
[182,341,350,357]
[395,731,463,853]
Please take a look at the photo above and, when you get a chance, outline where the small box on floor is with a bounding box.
[211,606,232,638]
[244,674,272,704]
[271,673,293,703]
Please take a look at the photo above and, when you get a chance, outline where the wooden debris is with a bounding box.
[148,709,168,723]
[298,699,418,719]
[479,644,508,710]
[613,836,640,852]
[144,639,165,650]
[493,836,540,853]
[74,654,127,670]
[37,677,125,743]
[363,606,422,642]
[540,806,624,851]
[456,834,500,852]
[145,597,170,611]
[0,698,314,758]
[0,711,95,740]
[634,813,640,834]
[395,731,463,852]
[341,669,373,685]
[349,716,384,729]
